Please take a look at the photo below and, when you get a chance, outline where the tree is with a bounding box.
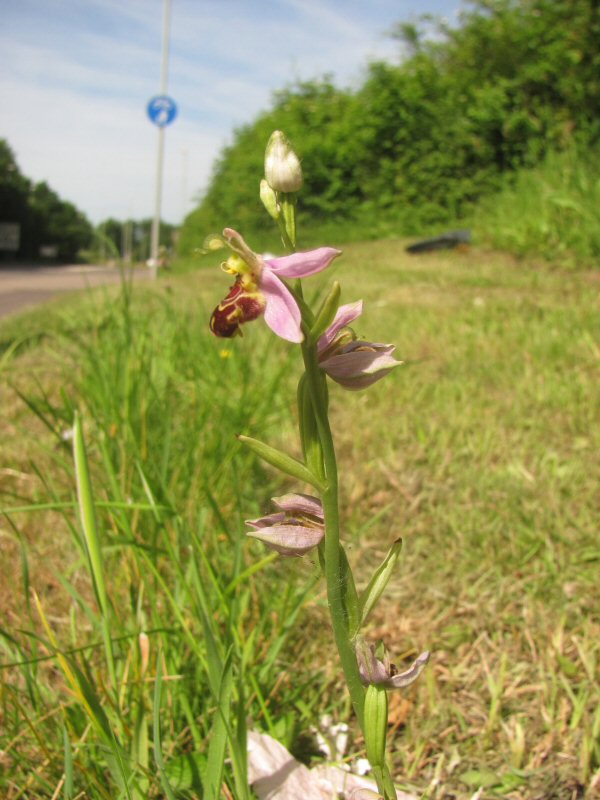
[95,217,176,263]
[0,139,30,227]
[178,0,600,251]
[0,141,93,261]
[28,181,93,261]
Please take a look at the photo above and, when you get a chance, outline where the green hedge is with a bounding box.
[179,0,600,255]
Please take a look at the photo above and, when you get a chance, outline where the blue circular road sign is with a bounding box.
[147,95,178,127]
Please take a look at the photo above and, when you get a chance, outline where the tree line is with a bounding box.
[0,140,94,262]
[94,217,178,265]
[0,140,177,265]
[178,0,600,253]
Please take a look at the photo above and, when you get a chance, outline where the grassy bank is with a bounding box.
[473,146,600,268]
[1,241,598,798]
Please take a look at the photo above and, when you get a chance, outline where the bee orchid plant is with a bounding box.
[209,130,429,800]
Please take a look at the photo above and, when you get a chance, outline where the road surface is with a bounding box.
[0,264,151,320]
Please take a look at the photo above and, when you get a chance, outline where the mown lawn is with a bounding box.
[1,241,598,799]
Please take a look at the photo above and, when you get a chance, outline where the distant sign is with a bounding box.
[39,245,58,259]
[147,95,177,127]
[0,223,20,251]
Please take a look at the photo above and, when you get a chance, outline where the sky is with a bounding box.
[1,0,462,226]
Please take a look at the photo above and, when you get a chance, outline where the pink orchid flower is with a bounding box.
[246,493,324,556]
[318,301,402,390]
[210,228,340,343]
[356,639,430,691]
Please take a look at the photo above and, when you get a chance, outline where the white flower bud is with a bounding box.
[264,130,303,193]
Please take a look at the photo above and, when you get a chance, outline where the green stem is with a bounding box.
[282,195,392,798]
[301,340,396,799]
[278,193,297,250]
[300,341,366,730]
[277,213,295,253]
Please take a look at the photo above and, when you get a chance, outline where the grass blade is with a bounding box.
[72,412,108,616]
[62,724,74,799]
[153,655,177,800]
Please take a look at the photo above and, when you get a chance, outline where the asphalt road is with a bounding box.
[0,264,151,319]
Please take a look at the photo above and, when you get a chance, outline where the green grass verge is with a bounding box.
[472,145,600,268]
[1,242,598,798]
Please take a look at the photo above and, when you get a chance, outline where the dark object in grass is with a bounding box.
[406,229,471,254]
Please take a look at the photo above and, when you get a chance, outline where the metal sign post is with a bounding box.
[147,0,176,278]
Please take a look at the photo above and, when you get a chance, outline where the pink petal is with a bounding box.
[265,247,341,278]
[246,524,324,556]
[387,651,430,689]
[272,493,324,520]
[320,345,398,378]
[318,300,363,353]
[247,731,322,798]
[320,343,401,390]
[260,269,303,343]
[320,345,399,378]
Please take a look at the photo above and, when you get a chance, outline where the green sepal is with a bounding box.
[358,539,403,627]
[308,281,341,343]
[364,684,388,768]
[237,435,325,491]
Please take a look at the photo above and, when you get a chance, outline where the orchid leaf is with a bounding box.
[237,435,325,491]
[281,193,297,249]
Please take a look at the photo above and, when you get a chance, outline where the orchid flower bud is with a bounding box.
[364,683,388,768]
[264,131,303,193]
